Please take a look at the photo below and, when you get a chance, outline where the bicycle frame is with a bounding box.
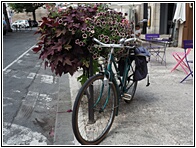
[98,47,134,116]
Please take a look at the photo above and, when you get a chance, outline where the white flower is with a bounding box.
[91,30,95,34]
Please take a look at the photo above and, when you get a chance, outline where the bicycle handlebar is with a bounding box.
[93,38,123,48]
[93,37,143,48]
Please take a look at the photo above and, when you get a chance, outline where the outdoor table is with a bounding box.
[141,38,171,65]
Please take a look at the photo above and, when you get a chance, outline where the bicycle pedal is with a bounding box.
[122,93,132,101]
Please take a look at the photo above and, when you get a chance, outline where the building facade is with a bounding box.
[136,3,193,47]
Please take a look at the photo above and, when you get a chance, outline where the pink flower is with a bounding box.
[104,38,109,43]
[86,27,91,32]
[58,19,63,24]
[81,28,85,33]
[58,8,63,12]
[102,21,106,25]
[93,54,98,59]
[79,41,85,46]
[82,34,87,39]
[98,47,102,51]
[75,39,79,44]
[68,27,73,31]
[96,22,101,26]
[89,33,93,37]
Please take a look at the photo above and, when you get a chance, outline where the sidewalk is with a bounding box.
[54,47,194,145]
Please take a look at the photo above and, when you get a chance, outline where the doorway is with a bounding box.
[159,3,175,35]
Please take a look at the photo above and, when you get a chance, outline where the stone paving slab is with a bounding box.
[54,47,194,145]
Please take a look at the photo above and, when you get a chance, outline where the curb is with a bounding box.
[68,70,83,145]
[54,70,82,145]
[54,74,75,145]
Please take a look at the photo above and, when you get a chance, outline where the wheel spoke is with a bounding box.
[72,74,117,144]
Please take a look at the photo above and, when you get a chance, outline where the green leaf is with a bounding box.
[77,74,88,85]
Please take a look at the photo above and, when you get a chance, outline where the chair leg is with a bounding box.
[180,71,193,83]
[171,54,189,74]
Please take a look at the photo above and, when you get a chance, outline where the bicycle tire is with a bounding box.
[72,73,117,145]
[124,59,138,104]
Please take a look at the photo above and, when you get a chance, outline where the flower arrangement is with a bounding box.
[82,10,131,60]
[33,3,131,83]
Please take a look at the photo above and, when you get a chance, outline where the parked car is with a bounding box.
[30,20,38,27]
[3,20,7,35]
[11,20,29,29]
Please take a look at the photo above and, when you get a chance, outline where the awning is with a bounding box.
[173,3,186,24]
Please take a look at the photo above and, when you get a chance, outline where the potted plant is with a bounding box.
[33,3,131,84]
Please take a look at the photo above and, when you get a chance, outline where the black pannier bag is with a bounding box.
[118,58,125,76]
[134,46,150,81]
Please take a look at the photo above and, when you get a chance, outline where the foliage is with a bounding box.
[8,3,45,20]
[8,3,45,13]
[33,3,131,84]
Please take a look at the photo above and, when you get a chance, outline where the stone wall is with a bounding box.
[146,3,160,34]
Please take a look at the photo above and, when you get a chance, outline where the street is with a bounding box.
[3,29,60,145]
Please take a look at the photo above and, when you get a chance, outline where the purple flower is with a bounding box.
[99,34,104,40]
[58,19,63,24]
[68,27,73,31]
[116,32,120,36]
[82,33,87,39]
[89,33,93,37]
[75,39,79,44]
[81,28,85,33]
[118,12,123,15]
[109,27,113,31]
[93,54,98,60]
[98,47,102,51]
[102,21,106,25]
[100,34,104,38]
[79,41,85,46]
[86,27,91,32]
[96,22,101,26]
[104,38,109,43]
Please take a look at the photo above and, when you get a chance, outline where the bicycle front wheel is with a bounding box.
[72,73,117,145]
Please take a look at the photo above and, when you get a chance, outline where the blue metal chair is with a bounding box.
[180,40,193,83]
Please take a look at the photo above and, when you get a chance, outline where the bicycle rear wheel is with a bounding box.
[72,73,117,145]
[124,59,137,104]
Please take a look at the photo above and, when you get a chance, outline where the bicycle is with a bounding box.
[72,37,147,145]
